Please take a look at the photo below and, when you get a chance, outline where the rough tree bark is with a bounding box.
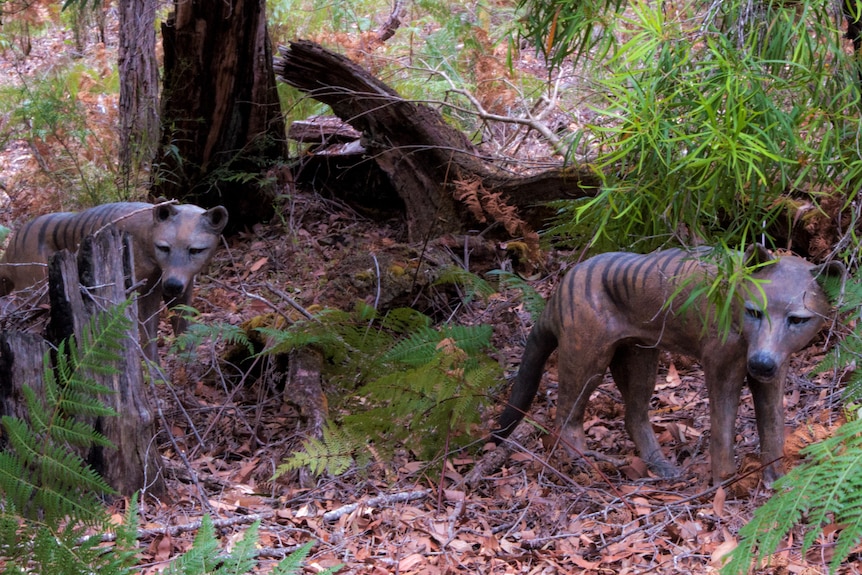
[118,0,160,195]
[275,40,601,243]
[47,228,165,497]
[154,0,286,231]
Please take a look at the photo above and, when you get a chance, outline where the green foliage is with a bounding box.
[278,424,357,476]
[171,310,254,362]
[721,270,862,574]
[166,516,342,575]
[0,304,132,526]
[722,418,862,574]
[0,61,122,205]
[0,299,337,573]
[270,302,500,477]
[525,0,862,252]
[663,244,775,342]
[437,267,546,321]
[486,269,547,320]
[267,0,524,136]
[0,303,141,575]
[818,273,862,403]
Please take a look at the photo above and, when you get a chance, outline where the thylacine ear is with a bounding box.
[743,243,774,267]
[204,206,228,233]
[154,203,179,223]
[811,259,846,297]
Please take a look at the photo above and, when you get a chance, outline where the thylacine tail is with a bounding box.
[491,312,558,443]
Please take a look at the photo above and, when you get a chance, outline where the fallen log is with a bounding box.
[275,40,601,245]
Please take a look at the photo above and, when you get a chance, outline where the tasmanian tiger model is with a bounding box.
[492,245,843,485]
[0,201,228,359]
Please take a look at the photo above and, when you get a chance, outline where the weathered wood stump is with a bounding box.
[0,225,165,497]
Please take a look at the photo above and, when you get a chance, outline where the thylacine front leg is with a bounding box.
[702,352,748,484]
[747,366,789,485]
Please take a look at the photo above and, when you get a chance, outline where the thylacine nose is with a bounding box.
[748,351,778,380]
[162,277,185,298]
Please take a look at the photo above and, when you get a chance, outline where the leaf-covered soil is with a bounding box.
[0,8,856,575]
[156,188,847,575]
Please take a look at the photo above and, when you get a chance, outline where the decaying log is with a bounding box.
[286,348,327,488]
[275,40,601,243]
[44,226,165,496]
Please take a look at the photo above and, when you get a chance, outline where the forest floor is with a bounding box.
[0,7,857,575]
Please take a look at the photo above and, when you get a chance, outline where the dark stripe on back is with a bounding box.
[34,215,61,257]
[603,253,636,308]
[581,257,600,303]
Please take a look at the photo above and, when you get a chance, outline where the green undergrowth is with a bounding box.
[267,301,500,476]
[0,301,335,574]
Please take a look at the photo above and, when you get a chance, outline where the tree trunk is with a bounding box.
[154,0,287,231]
[46,228,165,497]
[275,40,601,244]
[118,0,160,196]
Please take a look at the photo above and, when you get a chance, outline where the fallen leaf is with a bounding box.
[249,256,268,272]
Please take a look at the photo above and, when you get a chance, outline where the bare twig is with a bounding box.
[322,489,431,522]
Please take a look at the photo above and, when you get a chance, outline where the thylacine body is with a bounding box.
[0,201,228,359]
[492,245,843,485]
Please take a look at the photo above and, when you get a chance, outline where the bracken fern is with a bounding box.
[272,302,500,476]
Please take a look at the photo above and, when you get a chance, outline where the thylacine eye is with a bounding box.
[788,315,811,326]
[745,306,763,320]
[157,245,170,254]
[189,247,206,256]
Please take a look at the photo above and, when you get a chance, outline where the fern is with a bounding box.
[0,304,133,526]
[165,515,342,575]
[487,269,547,320]
[723,418,862,574]
[276,424,357,477]
[0,303,147,575]
[435,266,497,303]
[272,304,500,476]
[171,314,254,362]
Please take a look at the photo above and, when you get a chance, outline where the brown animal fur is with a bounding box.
[0,202,228,360]
[492,245,843,485]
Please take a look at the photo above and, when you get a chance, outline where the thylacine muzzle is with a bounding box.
[0,201,228,360]
[491,244,843,486]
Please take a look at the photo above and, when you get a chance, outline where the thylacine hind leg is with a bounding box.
[609,344,677,477]
[554,344,615,459]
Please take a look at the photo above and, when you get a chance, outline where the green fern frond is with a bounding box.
[723,417,862,574]
[487,270,547,320]
[172,319,254,361]
[380,306,432,334]
[219,519,259,574]
[435,266,497,302]
[165,514,220,575]
[271,303,501,476]
[72,300,134,373]
[271,541,314,575]
[276,424,358,477]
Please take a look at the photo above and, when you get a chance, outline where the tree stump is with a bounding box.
[155,0,286,231]
[22,226,165,497]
